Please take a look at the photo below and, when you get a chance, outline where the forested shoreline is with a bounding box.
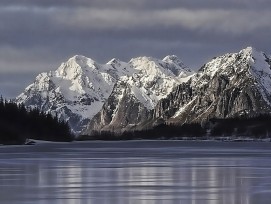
[2,94,271,144]
[78,115,271,141]
[0,97,73,145]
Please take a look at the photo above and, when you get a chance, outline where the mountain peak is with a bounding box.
[130,56,161,63]
[162,55,192,75]
[107,58,122,66]
[67,55,97,67]
[243,46,254,51]
[56,55,99,80]
[239,46,261,57]
[69,54,88,60]
[163,55,183,65]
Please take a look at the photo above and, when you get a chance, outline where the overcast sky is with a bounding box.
[0,0,271,98]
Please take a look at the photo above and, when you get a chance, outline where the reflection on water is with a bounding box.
[0,141,271,204]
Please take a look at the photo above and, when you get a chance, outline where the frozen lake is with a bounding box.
[1,141,271,204]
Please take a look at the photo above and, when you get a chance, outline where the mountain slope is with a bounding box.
[84,46,271,136]
[153,47,271,126]
[17,47,271,136]
[15,55,135,133]
[16,55,192,134]
[83,56,193,134]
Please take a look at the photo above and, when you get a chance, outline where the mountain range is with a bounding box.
[15,54,192,134]
[15,47,271,136]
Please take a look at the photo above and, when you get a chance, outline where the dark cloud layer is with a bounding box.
[1,0,271,10]
[0,0,270,98]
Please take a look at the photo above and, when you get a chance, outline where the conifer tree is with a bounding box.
[0,97,74,144]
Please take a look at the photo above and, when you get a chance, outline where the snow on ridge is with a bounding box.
[16,54,190,133]
[172,47,271,119]
[239,46,254,55]
[16,48,271,133]
[163,55,189,71]
[130,56,192,79]
[197,46,270,79]
[122,56,194,109]
[163,55,181,62]
[106,58,122,65]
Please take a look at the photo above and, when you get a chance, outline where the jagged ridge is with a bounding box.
[154,47,271,125]
[16,55,191,134]
[84,47,271,135]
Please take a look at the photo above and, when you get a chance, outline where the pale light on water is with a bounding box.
[0,141,271,204]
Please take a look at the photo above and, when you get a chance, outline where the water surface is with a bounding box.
[0,141,271,204]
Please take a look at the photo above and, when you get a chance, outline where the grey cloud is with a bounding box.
[0,0,270,98]
[1,6,271,45]
[1,0,271,10]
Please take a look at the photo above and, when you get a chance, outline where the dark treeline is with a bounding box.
[79,114,271,140]
[209,114,271,138]
[78,123,206,141]
[0,97,73,145]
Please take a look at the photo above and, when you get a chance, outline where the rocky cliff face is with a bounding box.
[85,81,152,133]
[84,47,271,135]
[153,47,271,126]
[83,56,193,134]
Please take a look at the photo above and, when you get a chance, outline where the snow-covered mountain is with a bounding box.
[16,55,192,134]
[152,47,271,125]
[17,46,271,136]
[83,47,271,135]
[83,56,192,133]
